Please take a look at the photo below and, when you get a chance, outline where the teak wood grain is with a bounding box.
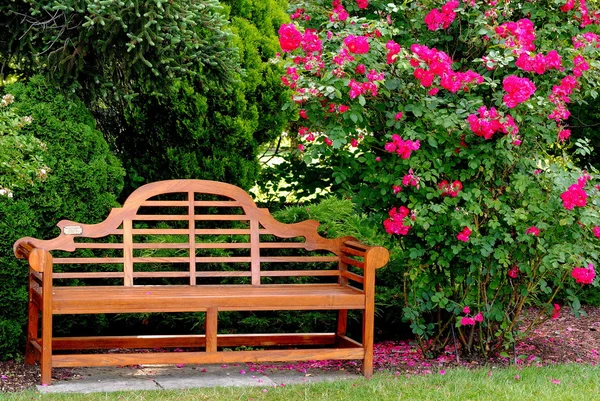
[13,179,389,386]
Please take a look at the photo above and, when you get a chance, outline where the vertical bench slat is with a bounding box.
[123,220,133,287]
[250,220,260,285]
[188,192,196,286]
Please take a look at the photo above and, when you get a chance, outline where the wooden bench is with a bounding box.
[13,179,389,385]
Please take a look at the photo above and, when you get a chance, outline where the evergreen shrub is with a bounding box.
[0,76,124,359]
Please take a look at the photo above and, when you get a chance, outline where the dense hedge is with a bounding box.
[0,76,124,359]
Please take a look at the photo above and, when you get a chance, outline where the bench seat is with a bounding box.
[45,284,365,314]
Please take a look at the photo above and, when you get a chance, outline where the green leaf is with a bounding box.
[385,79,401,90]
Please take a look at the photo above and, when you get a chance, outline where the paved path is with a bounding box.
[38,364,359,394]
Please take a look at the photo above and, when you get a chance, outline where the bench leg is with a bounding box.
[361,310,374,378]
[25,298,40,365]
[40,286,53,386]
[40,309,52,385]
[336,309,348,345]
[206,308,218,353]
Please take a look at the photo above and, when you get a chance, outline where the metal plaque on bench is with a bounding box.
[63,225,83,235]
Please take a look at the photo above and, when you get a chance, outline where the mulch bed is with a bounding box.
[1,306,599,392]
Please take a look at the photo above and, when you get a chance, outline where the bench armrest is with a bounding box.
[340,239,389,271]
[14,240,54,273]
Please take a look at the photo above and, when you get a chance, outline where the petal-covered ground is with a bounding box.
[1,307,598,392]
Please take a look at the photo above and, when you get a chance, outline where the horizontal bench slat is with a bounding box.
[340,246,365,257]
[54,256,338,265]
[133,215,189,221]
[343,240,370,251]
[31,271,43,285]
[260,256,338,263]
[195,257,251,263]
[195,271,251,277]
[53,272,125,279]
[340,256,365,269]
[195,215,250,221]
[52,270,343,279]
[132,229,189,235]
[53,256,255,264]
[341,270,364,284]
[134,257,190,263]
[195,243,249,249]
[196,229,251,235]
[126,229,273,235]
[73,243,123,249]
[52,333,338,350]
[132,229,263,235]
[195,201,241,207]
[53,347,364,368]
[141,201,188,207]
[54,272,256,279]
[133,243,190,249]
[261,270,339,277]
[132,215,251,221]
[69,242,315,250]
[54,258,124,264]
[69,243,317,250]
[141,201,243,207]
[260,242,307,249]
[133,272,189,278]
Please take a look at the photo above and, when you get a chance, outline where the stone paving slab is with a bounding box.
[37,364,358,394]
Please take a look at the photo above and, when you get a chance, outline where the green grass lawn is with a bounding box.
[2,364,598,401]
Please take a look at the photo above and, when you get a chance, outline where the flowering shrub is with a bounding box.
[0,93,47,197]
[275,0,600,357]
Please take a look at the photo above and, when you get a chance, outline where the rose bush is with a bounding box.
[275,0,600,357]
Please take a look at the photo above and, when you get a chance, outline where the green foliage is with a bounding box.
[0,75,124,360]
[0,94,47,195]
[88,0,293,194]
[2,1,293,194]
[274,197,407,337]
[0,0,239,98]
[273,197,387,244]
[578,285,600,306]
[275,1,600,356]
[106,79,261,192]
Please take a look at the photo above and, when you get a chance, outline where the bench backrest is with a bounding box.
[15,180,361,286]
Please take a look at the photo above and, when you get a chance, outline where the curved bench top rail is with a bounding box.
[14,179,354,257]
